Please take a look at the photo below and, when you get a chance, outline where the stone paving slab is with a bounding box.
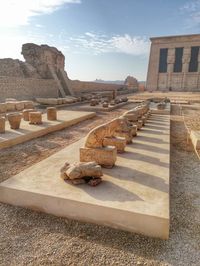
[0,110,96,149]
[0,113,170,239]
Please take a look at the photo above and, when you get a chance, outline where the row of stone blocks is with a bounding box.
[80,103,151,168]
[0,100,34,113]
[0,107,57,133]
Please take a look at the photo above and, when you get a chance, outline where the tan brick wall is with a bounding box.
[70,80,129,94]
[0,76,59,102]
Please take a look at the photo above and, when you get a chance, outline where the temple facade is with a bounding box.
[146,34,200,91]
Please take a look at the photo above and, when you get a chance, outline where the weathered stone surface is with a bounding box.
[47,107,57,121]
[61,161,102,179]
[80,146,117,168]
[21,101,34,109]
[124,75,138,89]
[29,111,42,125]
[0,103,7,113]
[102,102,109,108]
[85,118,130,148]
[7,113,22,129]
[0,117,5,133]
[103,136,126,153]
[23,109,35,121]
[22,43,65,79]
[6,102,16,112]
[15,102,24,111]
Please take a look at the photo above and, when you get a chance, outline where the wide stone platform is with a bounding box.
[0,113,170,239]
[0,110,95,149]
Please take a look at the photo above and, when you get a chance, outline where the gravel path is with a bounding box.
[0,104,200,266]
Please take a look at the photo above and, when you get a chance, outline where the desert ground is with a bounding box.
[0,92,200,266]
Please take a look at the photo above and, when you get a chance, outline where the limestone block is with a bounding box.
[123,113,138,122]
[130,124,137,136]
[103,136,126,153]
[57,98,63,105]
[114,131,132,144]
[23,109,35,121]
[61,161,103,180]
[102,102,109,108]
[190,130,200,150]
[36,98,58,105]
[80,146,117,168]
[22,101,34,109]
[47,107,57,121]
[0,103,7,113]
[62,98,74,104]
[137,120,143,130]
[6,102,16,112]
[29,111,42,125]
[7,113,22,129]
[15,102,24,111]
[0,117,6,133]
[5,98,16,102]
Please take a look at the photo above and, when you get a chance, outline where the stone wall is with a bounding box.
[0,76,59,102]
[70,80,129,94]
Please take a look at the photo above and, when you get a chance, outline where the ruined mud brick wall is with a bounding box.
[0,77,59,102]
[70,80,129,94]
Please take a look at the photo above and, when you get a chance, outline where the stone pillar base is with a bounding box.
[47,107,57,121]
[103,137,126,153]
[80,146,117,168]
[29,112,42,125]
[130,125,137,136]
[0,117,6,133]
[23,109,35,121]
[114,131,132,144]
[137,120,143,130]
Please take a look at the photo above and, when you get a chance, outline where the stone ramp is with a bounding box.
[0,110,95,149]
[0,113,170,239]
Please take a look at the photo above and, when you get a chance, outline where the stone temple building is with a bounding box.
[146,34,200,91]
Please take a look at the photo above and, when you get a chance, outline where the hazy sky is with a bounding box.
[0,0,199,81]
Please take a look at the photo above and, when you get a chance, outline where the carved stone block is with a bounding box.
[29,111,42,125]
[23,109,35,121]
[0,117,6,133]
[80,146,117,168]
[7,113,22,129]
[47,107,57,121]
[114,131,132,144]
[103,136,126,153]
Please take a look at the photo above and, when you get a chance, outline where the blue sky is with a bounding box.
[0,0,199,81]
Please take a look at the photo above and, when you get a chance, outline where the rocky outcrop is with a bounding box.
[124,75,138,89]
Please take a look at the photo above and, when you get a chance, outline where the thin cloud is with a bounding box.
[180,0,200,28]
[68,32,150,56]
[0,0,81,28]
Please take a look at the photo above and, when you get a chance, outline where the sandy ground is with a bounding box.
[0,103,200,266]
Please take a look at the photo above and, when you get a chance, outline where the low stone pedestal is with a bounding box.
[23,109,35,121]
[80,146,117,168]
[6,102,16,112]
[0,103,7,114]
[130,125,137,136]
[0,117,5,133]
[137,120,143,130]
[29,112,42,125]
[15,102,24,111]
[103,136,126,153]
[102,102,109,108]
[47,107,57,121]
[114,131,132,144]
[7,113,22,129]
[124,113,138,122]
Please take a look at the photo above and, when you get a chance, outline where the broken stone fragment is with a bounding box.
[60,161,103,186]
